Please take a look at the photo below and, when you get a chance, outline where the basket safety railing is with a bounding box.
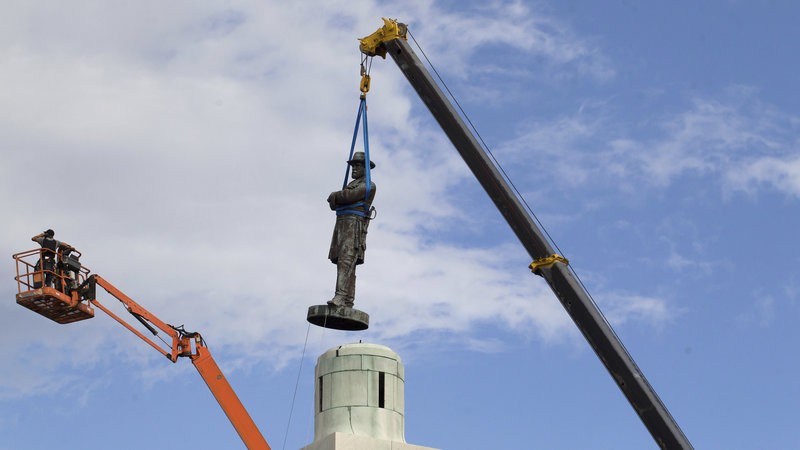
[13,248,90,294]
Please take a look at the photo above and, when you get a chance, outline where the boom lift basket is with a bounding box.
[12,248,94,324]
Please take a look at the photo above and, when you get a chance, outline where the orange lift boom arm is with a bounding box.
[86,275,271,450]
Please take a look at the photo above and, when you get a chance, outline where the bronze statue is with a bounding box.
[327,152,376,308]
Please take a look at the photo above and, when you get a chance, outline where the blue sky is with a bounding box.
[1,1,798,449]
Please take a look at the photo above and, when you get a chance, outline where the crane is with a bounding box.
[358,18,693,449]
[12,247,271,450]
[11,18,692,450]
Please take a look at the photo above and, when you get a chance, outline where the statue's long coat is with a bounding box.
[328,177,376,265]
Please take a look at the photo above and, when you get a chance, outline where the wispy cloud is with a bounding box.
[597,292,676,329]
[0,0,616,398]
[400,0,615,107]
[726,155,800,198]
[499,87,800,199]
[736,294,776,328]
[641,92,795,189]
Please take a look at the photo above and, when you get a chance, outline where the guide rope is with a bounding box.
[281,322,311,450]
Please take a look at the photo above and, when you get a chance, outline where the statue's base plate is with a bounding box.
[307,305,369,331]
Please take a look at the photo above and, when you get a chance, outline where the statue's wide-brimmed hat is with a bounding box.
[348,151,376,169]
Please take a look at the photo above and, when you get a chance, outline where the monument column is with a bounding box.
[301,342,438,450]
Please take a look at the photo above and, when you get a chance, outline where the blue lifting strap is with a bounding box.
[336,97,374,218]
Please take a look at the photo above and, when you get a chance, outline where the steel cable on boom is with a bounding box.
[406,30,614,326]
[407,30,565,258]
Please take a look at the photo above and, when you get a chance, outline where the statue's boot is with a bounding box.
[330,254,356,308]
[345,274,355,308]
[328,295,347,307]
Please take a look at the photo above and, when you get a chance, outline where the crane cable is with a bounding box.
[404,29,689,448]
[406,29,610,314]
[406,29,566,257]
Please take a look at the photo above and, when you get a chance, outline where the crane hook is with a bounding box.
[359,57,372,98]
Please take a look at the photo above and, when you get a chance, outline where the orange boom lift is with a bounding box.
[12,247,271,450]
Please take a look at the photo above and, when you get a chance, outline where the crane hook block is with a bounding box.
[359,18,407,58]
[360,74,371,95]
[529,254,569,275]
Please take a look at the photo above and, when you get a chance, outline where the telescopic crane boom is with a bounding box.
[359,18,693,449]
[12,249,270,450]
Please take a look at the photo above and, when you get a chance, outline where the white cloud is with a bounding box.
[597,292,675,329]
[726,155,800,198]
[736,295,776,328]
[498,88,800,199]
[633,93,800,198]
[655,219,716,276]
[0,1,615,398]
[641,96,785,187]
[392,0,614,108]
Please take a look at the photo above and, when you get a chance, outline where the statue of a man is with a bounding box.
[327,152,376,308]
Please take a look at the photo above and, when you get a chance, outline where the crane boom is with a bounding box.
[360,19,692,449]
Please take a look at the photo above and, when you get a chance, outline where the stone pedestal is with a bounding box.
[300,343,438,450]
[307,305,369,331]
[301,432,438,450]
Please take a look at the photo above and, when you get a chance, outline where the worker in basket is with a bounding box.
[56,243,81,292]
[31,229,58,288]
[31,229,74,290]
